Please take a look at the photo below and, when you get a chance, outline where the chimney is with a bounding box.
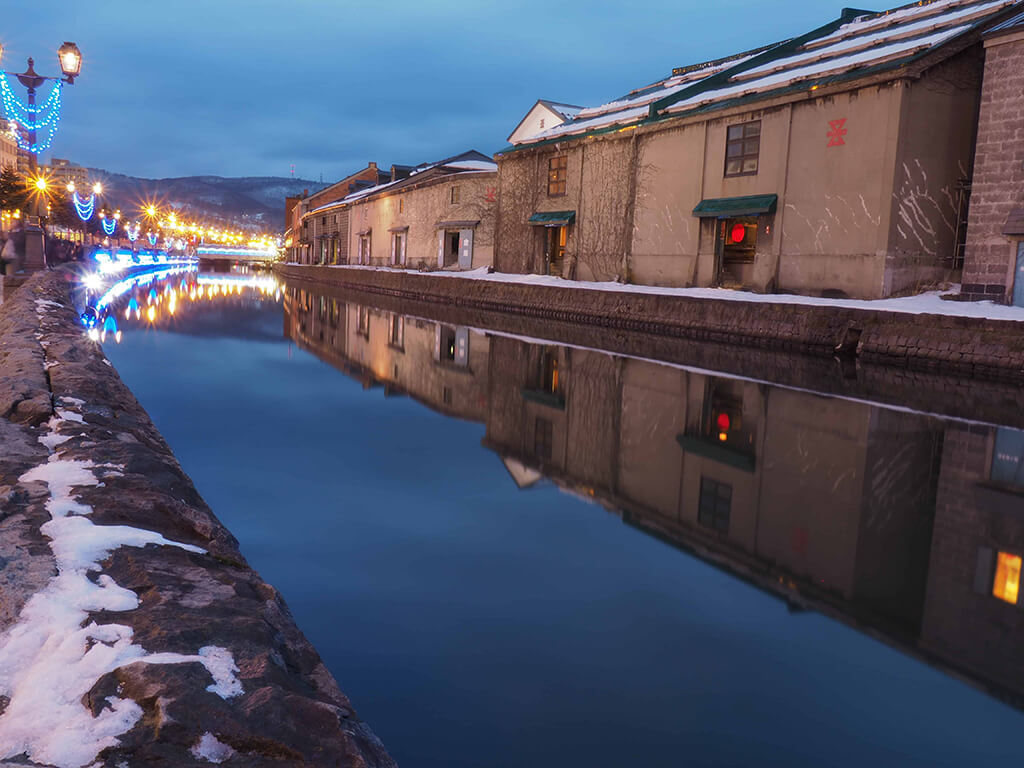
[368,162,377,170]
[303,188,308,197]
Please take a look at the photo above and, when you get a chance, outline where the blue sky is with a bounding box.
[4,0,848,180]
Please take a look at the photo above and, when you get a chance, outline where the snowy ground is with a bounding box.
[315,264,1024,323]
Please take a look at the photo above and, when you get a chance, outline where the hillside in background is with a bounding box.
[85,170,327,231]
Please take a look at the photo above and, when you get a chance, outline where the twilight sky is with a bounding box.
[3,0,846,181]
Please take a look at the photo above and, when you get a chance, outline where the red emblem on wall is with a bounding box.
[484,187,497,203]
[827,119,848,147]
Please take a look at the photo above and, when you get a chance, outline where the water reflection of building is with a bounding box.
[280,285,1024,710]
[921,424,1024,705]
[283,287,489,422]
[482,334,1024,709]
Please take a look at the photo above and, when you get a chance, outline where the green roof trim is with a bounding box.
[693,194,778,218]
[528,211,576,226]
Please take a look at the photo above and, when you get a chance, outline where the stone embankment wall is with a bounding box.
[276,264,1024,382]
[0,272,395,767]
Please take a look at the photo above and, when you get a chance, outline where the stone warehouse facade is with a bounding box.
[286,163,391,264]
[961,11,1024,303]
[495,0,1024,300]
[292,151,497,271]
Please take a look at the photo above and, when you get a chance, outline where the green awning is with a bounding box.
[692,194,778,219]
[528,210,576,226]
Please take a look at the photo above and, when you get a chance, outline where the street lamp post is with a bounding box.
[0,42,82,270]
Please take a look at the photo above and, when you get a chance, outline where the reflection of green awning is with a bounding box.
[676,434,756,473]
[529,210,576,227]
[692,194,778,219]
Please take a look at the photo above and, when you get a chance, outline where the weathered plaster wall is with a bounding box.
[348,173,497,270]
[777,85,904,297]
[886,50,983,295]
[630,123,705,286]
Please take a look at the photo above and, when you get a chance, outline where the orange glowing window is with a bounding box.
[993,552,1021,605]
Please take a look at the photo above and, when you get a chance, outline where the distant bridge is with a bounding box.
[196,245,279,263]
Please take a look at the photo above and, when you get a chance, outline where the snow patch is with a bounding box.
[34,299,63,317]
[191,732,235,763]
[55,409,84,424]
[0,418,241,768]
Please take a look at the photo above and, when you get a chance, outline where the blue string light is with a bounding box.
[147,232,158,246]
[0,75,61,126]
[101,217,117,236]
[73,191,95,221]
[0,74,63,154]
[126,223,140,242]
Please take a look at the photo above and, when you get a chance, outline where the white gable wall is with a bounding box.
[508,103,568,144]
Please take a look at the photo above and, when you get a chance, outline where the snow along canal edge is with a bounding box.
[0,272,396,767]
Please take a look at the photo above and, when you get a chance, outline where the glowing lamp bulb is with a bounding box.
[58,42,82,78]
[730,224,746,244]
[66,181,75,193]
[718,432,728,442]
[93,182,103,195]
[34,177,48,191]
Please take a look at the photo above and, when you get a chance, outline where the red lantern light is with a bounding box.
[730,223,747,244]
[716,412,731,431]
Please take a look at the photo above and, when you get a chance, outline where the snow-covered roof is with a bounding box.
[506,0,1023,150]
[304,151,496,217]
[538,100,583,120]
[988,7,1024,31]
[524,47,772,143]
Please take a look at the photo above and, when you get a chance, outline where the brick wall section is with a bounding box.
[963,31,1024,302]
[275,264,1024,382]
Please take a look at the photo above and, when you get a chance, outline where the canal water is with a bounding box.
[96,268,1024,767]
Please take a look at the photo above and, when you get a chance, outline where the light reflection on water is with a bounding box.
[102,269,1024,768]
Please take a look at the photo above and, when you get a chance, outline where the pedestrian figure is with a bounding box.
[2,226,25,274]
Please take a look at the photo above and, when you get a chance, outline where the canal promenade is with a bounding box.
[0,272,395,767]
[275,263,1024,383]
